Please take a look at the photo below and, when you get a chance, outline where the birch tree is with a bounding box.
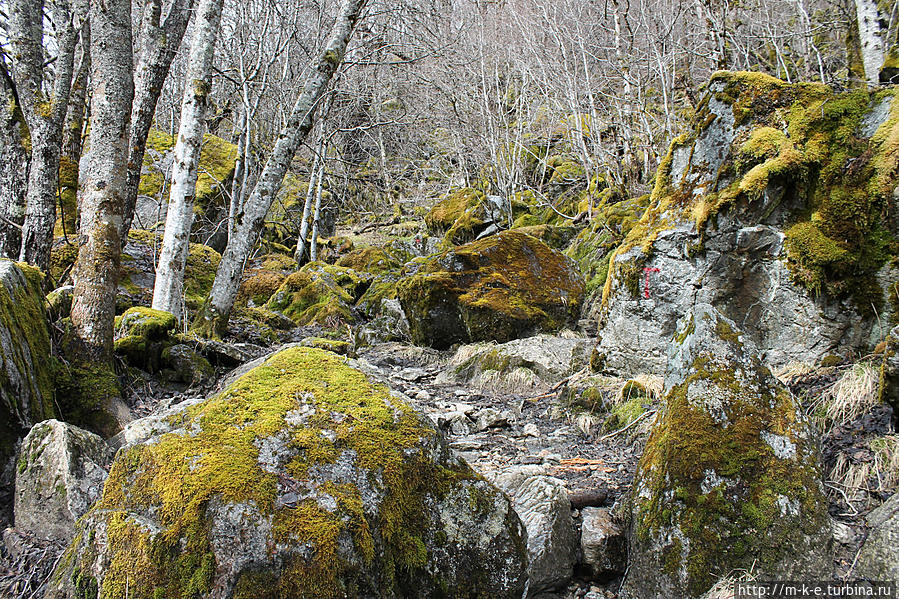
[121,0,196,238]
[0,62,29,259]
[7,0,84,270]
[195,0,369,337]
[152,0,225,322]
[70,0,134,363]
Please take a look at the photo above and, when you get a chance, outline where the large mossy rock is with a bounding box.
[265,262,372,326]
[622,305,831,599]
[396,231,585,349]
[0,261,56,465]
[595,72,899,376]
[47,347,528,599]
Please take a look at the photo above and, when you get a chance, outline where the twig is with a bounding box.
[599,409,657,441]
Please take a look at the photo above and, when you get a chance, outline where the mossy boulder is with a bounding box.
[113,307,177,372]
[424,188,518,245]
[335,246,402,275]
[621,305,831,599]
[47,347,528,599]
[265,262,372,326]
[119,229,222,315]
[396,231,584,348]
[598,72,899,375]
[0,261,56,465]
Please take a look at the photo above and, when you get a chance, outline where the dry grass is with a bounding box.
[614,373,664,404]
[827,434,899,508]
[699,568,758,599]
[816,362,880,431]
[773,360,816,386]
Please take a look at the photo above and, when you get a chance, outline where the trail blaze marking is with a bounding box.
[643,267,660,298]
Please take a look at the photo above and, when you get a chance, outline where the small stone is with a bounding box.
[832,521,856,545]
[415,389,431,401]
[523,423,540,437]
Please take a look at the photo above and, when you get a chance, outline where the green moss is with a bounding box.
[93,347,480,597]
[397,231,585,347]
[633,355,829,596]
[603,396,647,432]
[51,357,121,438]
[265,263,369,327]
[613,73,897,314]
[424,188,488,245]
[0,262,56,461]
[336,246,401,275]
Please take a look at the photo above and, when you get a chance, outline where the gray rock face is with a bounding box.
[0,261,56,466]
[14,420,113,543]
[621,305,832,599]
[438,334,592,392]
[879,325,899,420]
[594,76,896,377]
[492,466,578,594]
[855,493,899,580]
[48,346,528,599]
[580,507,626,580]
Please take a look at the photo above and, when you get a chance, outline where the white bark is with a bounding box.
[856,0,888,84]
[121,0,196,238]
[152,0,225,322]
[8,0,84,270]
[295,129,324,264]
[196,0,369,336]
[309,158,326,262]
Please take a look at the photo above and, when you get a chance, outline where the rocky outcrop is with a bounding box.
[397,231,585,348]
[0,261,56,465]
[437,334,592,392]
[622,304,832,599]
[594,72,899,376]
[14,420,113,543]
[855,493,899,580]
[48,346,528,599]
[491,465,578,594]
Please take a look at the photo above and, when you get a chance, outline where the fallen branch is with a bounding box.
[598,409,658,441]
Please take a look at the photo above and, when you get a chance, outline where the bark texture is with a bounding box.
[70,0,134,363]
[0,65,29,259]
[195,0,369,336]
[152,0,225,322]
[8,0,83,270]
[121,0,195,239]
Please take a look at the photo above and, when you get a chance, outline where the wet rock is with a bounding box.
[621,304,832,599]
[14,420,113,543]
[580,507,626,580]
[855,493,899,579]
[397,231,585,348]
[47,347,527,598]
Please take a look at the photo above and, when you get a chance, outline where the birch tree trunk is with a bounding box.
[195,0,369,337]
[855,0,888,84]
[295,128,324,264]
[70,0,134,364]
[59,27,91,241]
[309,158,326,262]
[121,0,195,239]
[0,66,29,259]
[152,0,225,322]
[8,0,82,271]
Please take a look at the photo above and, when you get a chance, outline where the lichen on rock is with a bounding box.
[621,304,832,599]
[47,346,528,599]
